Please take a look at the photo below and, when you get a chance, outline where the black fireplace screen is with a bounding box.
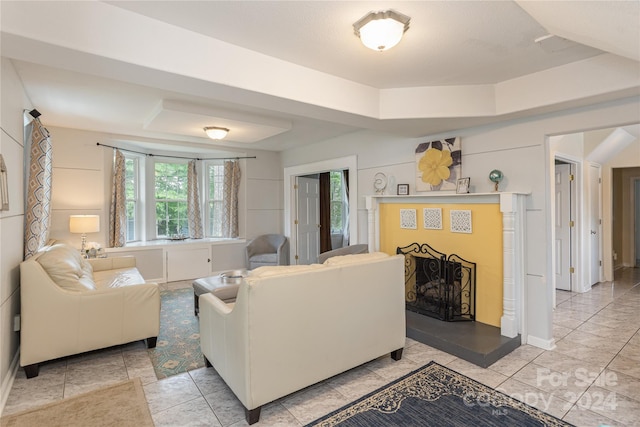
[397,243,476,322]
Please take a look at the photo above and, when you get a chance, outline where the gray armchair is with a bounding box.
[246,234,290,269]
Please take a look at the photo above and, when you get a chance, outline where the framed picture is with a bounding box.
[397,184,409,195]
[456,177,470,194]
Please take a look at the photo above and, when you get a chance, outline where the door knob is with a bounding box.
[590,230,596,235]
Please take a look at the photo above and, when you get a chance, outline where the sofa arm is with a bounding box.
[212,284,240,303]
[77,283,160,345]
[88,256,136,272]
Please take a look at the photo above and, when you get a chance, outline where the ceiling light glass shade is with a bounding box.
[353,10,410,52]
[204,126,229,140]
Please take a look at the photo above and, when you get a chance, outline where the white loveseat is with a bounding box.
[19,242,160,378]
[199,252,406,424]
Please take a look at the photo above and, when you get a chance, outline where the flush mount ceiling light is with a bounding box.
[204,126,229,140]
[353,9,410,52]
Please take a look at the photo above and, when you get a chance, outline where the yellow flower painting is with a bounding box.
[415,137,461,191]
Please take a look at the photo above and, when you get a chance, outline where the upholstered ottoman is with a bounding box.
[192,270,245,316]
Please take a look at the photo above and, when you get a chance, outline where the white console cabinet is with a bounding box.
[106,239,247,283]
[166,247,210,282]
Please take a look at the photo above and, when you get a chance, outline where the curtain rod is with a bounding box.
[96,142,256,161]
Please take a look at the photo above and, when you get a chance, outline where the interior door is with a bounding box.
[589,164,602,285]
[555,163,572,291]
[296,176,320,265]
[635,179,640,267]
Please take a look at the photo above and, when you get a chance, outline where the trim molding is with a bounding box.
[0,348,20,416]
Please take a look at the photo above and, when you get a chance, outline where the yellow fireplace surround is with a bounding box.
[366,192,528,338]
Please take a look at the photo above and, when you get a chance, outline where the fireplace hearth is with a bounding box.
[397,243,476,322]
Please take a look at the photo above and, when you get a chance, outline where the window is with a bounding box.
[119,155,240,242]
[205,162,224,237]
[329,171,346,234]
[154,162,189,237]
[124,155,140,242]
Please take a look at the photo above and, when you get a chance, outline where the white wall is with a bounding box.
[281,96,640,349]
[0,59,30,414]
[45,126,283,249]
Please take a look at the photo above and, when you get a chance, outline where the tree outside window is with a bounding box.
[329,171,345,234]
[155,162,188,237]
[207,163,224,237]
[124,156,138,242]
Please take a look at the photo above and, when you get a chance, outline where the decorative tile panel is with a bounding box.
[450,209,472,233]
[400,209,417,229]
[423,208,443,230]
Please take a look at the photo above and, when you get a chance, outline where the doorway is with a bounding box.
[283,156,358,265]
[636,178,640,267]
[589,163,603,285]
[554,159,576,291]
[296,175,320,265]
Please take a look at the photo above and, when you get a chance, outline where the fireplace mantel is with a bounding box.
[365,192,529,339]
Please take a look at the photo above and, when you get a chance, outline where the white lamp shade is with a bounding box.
[359,18,405,51]
[69,215,100,233]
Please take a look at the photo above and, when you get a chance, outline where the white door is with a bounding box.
[296,176,320,265]
[555,163,572,291]
[589,164,602,286]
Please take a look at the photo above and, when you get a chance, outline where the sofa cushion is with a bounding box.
[247,264,323,280]
[249,253,277,263]
[92,268,146,289]
[37,243,96,291]
[322,252,389,266]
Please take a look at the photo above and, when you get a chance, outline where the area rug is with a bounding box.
[148,287,205,379]
[0,378,153,427]
[306,362,573,427]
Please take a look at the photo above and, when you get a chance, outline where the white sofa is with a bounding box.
[199,252,406,424]
[19,242,160,378]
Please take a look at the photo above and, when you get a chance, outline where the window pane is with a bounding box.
[126,201,136,241]
[207,164,224,237]
[329,171,344,233]
[155,162,189,237]
[124,157,138,241]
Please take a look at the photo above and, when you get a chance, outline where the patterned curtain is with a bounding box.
[24,118,53,259]
[187,160,204,238]
[108,149,126,247]
[221,160,241,238]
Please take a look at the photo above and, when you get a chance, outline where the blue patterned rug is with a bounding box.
[307,362,573,426]
[148,288,204,379]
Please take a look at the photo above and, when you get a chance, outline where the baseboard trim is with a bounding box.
[0,348,20,416]
[526,335,555,351]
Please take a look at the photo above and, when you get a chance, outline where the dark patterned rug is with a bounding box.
[148,288,204,379]
[307,362,573,427]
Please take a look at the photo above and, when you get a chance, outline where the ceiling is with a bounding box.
[2,1,639,153]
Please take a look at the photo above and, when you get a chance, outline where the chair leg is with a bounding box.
[391,348,403,361]
[246,406,261,425]
[24,364,39,379]
[147,337,158,348]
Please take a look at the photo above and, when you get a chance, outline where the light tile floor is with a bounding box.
[3,268,639,426]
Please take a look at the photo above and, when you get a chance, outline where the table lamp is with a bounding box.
[69,215,100,253]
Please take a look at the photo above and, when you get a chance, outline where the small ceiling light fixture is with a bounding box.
[353,9,410,52]
[204,126,229,140]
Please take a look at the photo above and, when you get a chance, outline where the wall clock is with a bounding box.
[373,172,387,194]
